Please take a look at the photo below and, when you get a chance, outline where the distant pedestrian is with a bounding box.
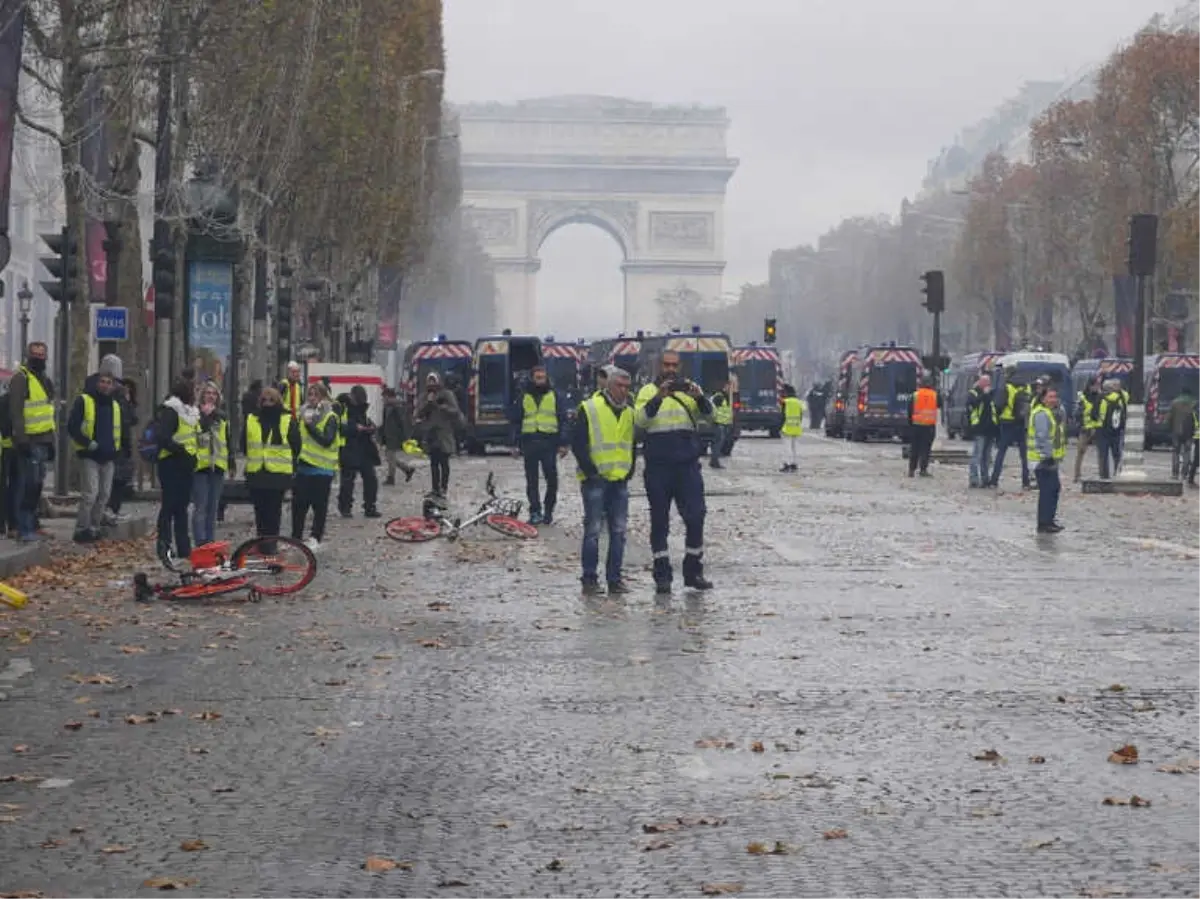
[243,387,299,542]
[9,341,56,542]
[67,368,121,543]
[380,387,416,486]
[1073,376,1102,482]
[966,374,998,487]
[779,384,804,472]
[337,385,381,519]
[573,366,634,595]
[154,378,199,560]
[806,382,828,431]
[1167,385,1195,481]
[907,375,939,477]
[1028,387,1066,533]
[292,381,339,550]
[989,365,1031,488]
[191,381,231,546]
[708,382,733,469]
[416,372,464,499]
[512,365,566,525]
[1096,378,1127,479]
[280,361,304,418]
[107,371,138,521]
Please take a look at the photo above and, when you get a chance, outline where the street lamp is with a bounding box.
[16,281,33,350]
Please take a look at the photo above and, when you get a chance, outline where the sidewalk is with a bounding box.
[0,503,155,579]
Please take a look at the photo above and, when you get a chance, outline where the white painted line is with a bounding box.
[1117,537,1200,559]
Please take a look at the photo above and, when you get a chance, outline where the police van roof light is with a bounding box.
[436,333,446,342]
[502,328,512,336]
[636,330,644,338]
[691,325,701,334]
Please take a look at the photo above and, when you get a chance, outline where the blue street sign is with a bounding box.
[95,306,128,341]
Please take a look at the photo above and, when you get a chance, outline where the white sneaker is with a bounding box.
[304,537,322,552]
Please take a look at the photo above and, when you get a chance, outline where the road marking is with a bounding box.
[1117,537,1200,559]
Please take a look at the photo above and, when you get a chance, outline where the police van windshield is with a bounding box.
[868,362,917,397]
[612,355,639,381]
[697,355,730,393]
[738,361,777,406]
[1158,367,1200,404]
[544,356,578,390]
[477,355,507,406]
[1008,363,1068,391]
[416,359,469,387]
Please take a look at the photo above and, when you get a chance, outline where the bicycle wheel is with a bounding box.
[385,516,443,543]
[485,514,538,539]
[230,536,317,596]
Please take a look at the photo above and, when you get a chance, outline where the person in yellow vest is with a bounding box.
[191,381,232,546]
[154,379,200,559]
[708,381,734,469]
[66,369,121,543]
[1072,376,1102,483]
[779,384,806,472]
[571,365,635,595]
[1028,387,1066,533]
[291,381,340,550]
[512,365,567,525]
[243,387,300,541]
[8,341,55,542]
[0,378,14,536]
[989,365,1032,488]
[280,361,304,418]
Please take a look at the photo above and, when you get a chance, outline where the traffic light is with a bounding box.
[763,317,777,344]
[276,286,293,343]
[39,227,79,304]
[1127,213,1158,277]
[920,270,945,314]
[151,239,176,319]
[920,354,952,374]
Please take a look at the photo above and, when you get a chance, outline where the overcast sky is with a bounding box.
[444,0,1170,337]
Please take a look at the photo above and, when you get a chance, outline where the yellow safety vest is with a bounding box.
[19,367,55,436]
[577,396,633,482]
[298,410,339,470]
[521,390,558,435]
[194,418,228,472]
[781,396,804,436]
[245,414,294,475]
[1080,394,1100,431]
[998,383,1028,423]
[635,390,700,434]
[281,381,304,417]
[634,382,658,410]
[336,408,347,451]
[159,409,199,460]
[1194,411,1199,441]
[1026,404,1066,463]
[710,394,733,426]
[74,393,122,452]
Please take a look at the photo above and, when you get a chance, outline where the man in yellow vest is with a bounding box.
[780,384,805,472]
[708,381,733,469]
[513,364,567,525]
[989,365,1031,488]
[1028,387,1066,533]
[1073,376,1102,482]
[66,369,121,543]
[8,342,56,542]
[571,365,635,595]
[280,361,304,419]
[636,350,714,594]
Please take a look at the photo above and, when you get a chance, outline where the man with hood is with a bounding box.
[67,367,121,542]
[337,384,381,518]
[511,364,567,525]
[416,372,464,499]
[379,387,415,486]
[8,341,56,542]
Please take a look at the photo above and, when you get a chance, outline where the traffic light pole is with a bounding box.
[54,265,70,497]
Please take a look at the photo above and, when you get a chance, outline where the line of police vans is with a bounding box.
[398,329,790,454]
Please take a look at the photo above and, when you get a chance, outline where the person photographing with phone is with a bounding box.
[634,350,714,594]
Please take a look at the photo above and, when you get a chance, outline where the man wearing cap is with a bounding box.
[280,362,304,419]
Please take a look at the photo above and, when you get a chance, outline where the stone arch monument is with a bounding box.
[456,96,738,334]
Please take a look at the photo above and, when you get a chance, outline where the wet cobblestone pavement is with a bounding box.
[2,434,1197,897]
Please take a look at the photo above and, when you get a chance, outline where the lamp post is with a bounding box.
[16,281,32,351]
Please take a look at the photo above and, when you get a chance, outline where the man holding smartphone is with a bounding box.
[635,351,714,594]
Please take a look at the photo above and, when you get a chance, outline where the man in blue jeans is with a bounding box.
[1028,387,1065,533]
[571,366,635,596]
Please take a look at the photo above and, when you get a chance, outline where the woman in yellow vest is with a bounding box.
[154,379,200,560]
[243,387,301,542]
[291,381,340,550]
[192,381,231,547]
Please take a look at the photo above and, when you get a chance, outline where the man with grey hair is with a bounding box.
[1095,378,1127,478]
[571,365,635,595]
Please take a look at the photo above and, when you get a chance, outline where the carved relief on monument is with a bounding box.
[649,212,714,251]
[464,208,517,247]
[527,199,638,254]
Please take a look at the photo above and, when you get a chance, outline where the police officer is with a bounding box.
[1028,387,1066,533]
[779,384,804,472]
[513,364,567,525]
[708,382,733,469]
[635,350,713,594]
[1073,376,1102,482]
[989,365,1031,488]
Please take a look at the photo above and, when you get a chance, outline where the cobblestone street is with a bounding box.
[1,434,1197,898]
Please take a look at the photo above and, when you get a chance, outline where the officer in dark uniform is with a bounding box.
[635,350,713,594]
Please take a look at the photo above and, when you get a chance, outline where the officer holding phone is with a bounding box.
[634,350,714,594]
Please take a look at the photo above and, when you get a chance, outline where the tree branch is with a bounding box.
[20,63,59,96]
[15,106,64,146]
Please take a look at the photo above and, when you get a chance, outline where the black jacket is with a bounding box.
[340,403,381,469]
[67,375,120,461]
[965,386,998,438]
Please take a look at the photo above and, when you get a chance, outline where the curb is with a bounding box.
[0,516,152,580]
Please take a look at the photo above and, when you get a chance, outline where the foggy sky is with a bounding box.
[445,0,1169,337]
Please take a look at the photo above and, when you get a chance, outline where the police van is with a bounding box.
[992,350,1073,422]
[401,336,473,421]
[541,339,586,422]
[1068,357,1132,436]
[944,351,1003,439]
[468,332,543,452]
[843,343,922,441]
[824,350,858,439]
[1144,353,1200,449]
[731,343,784,436]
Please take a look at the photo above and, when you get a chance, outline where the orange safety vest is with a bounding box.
[912,388,938,426]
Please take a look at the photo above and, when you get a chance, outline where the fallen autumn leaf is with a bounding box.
[973,749,1003,762]
[179,839,208,851]
[643,839,673,851]
[701,883,743,896]
[190,711,222,721]
[100,844,131,853]
[363,855,412,873]
[822,828,849,840]
[142,878,197,890]
[1108,745,1139,765]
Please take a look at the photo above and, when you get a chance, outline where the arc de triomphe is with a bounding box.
[456,96,738,335]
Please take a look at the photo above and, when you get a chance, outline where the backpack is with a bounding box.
[138,422,159,462]
[1010,386,1031,423]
